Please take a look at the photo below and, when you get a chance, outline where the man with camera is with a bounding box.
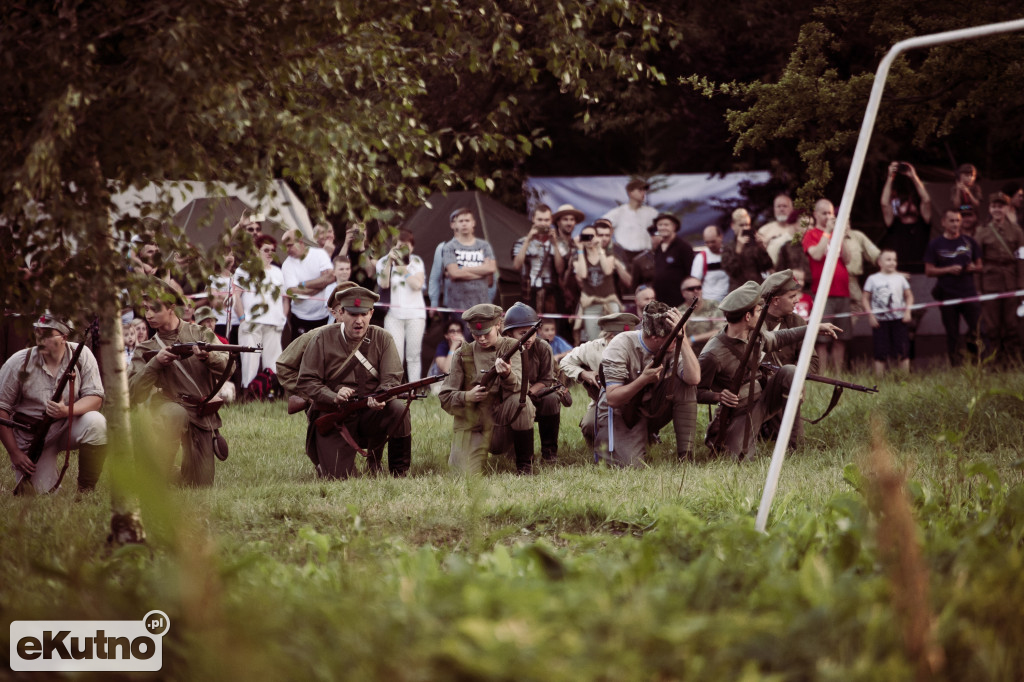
[881,161,933,273]
[650,213,694,308]
[512,204,568,316]
[723,208,774,293]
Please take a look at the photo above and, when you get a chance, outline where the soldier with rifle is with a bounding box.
[560,312,640,448]
[0,313,107,495]
[758,272,821,448]
[129,282,234,486]
[498,303,572,467]
[596,301,700,467]
[697,271,841,461]
[438,303,535,474]
[295,286,412,478]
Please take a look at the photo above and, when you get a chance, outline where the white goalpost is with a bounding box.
[755,17,1024,533]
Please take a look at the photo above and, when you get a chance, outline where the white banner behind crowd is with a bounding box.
[525,172,771,240]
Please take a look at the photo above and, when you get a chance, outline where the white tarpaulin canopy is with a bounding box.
[525,172,771,240]
[109,179,315,246]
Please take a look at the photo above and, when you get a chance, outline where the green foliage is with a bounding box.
[686,0,1024,202]
[3,370,1024,679]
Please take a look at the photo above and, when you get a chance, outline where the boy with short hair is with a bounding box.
[862,249,913,376]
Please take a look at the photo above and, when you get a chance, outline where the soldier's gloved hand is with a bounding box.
[335,386,356,403]
[466,385,487,403]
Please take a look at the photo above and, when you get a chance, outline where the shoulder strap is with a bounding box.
[460,342,477,386]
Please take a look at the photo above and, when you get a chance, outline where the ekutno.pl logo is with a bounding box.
[10,610,170,672]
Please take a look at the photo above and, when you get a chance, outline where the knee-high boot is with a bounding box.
[77,443,107,492]
[388,436,412,477]
[512,429,535,474]
[537,414,560,462]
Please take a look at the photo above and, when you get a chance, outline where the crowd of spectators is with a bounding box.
[87,165,1024,405]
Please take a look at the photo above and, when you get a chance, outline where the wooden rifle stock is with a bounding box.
[25,320,98,465]
[313,373,448,435]
[474,319,542,390]
[620,297,699,428]
[141,342,261,363]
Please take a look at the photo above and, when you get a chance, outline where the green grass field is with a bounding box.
[2,365,1023,680]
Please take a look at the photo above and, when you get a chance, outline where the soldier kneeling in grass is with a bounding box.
[438,303,535,475]
[295,286,411,478]
[497,303,572,466]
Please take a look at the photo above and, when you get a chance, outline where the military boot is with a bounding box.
[512,429,535,475]
[388,436,412,477]
[77,443,107,492]
[537,414,560,463]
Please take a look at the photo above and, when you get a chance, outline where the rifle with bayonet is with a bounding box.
[313,373,448,435]
[141,342,261,363]
[620,296,699,428]
[474,319,543,390]
[759,362,877,425]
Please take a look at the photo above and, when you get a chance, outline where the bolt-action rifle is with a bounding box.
[141,342,261,363]
[313,373,448,435]
[473,319,543,390]
[620,297,699,428]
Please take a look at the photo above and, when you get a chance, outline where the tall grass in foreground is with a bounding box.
[1,366,1022,680]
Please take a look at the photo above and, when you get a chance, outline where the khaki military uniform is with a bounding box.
[296,325,409,478]
[560,337,607,446]
[697,326,806,460]
[438,337,533,474]
[129,322,228,486]
[975,220,1024,358]
[596,331,695,467]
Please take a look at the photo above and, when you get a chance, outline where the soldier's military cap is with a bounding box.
[759,269,800,298]
[33,312,72,336]
[719,281,762,315]
[326,281,359,308]
[598,312,641,333]
[331,285,378,314]
[193,306,217,324]
[463,303,504,336]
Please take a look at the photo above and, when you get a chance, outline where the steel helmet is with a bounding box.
[502,302,539,333]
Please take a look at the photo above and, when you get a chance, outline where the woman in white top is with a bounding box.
[232,234,289,388]
[376,229,426,382]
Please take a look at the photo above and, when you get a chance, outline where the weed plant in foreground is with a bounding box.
[0,367,1022,680]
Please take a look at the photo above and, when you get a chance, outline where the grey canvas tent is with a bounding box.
[402,191,530,306]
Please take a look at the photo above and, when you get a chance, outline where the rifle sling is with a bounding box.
[802,385,844,425]
[50,372,76,493]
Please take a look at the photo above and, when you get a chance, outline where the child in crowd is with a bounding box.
[326,255,352,323]
[862,249,913,376]
[790,268,813,321]
[538,318,573,363]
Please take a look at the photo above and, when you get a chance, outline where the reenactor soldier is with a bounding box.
[697,271,840,461]
[0,313,107,494]
[560,312,640,448]
[129,284,230,486]
[499,303,572,464]
[760,272,820,446]
[438,303,535,474]
[596,302,701,467]
[296,286,411,478]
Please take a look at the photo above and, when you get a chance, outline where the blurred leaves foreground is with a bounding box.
[2,369,1024,681]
